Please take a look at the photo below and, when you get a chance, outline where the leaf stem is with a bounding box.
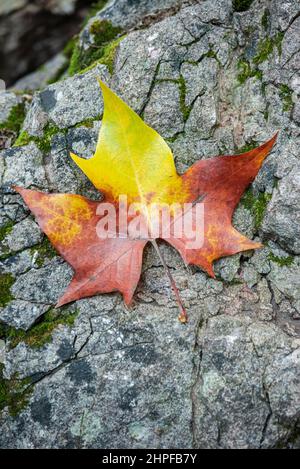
[151,239,188,323]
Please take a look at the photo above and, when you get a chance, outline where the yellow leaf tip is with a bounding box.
[97,77,109,92]
[70,151,83,164]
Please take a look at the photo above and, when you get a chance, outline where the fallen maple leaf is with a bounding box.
[14,80,277,322]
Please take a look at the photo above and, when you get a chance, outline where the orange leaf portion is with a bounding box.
[166,134,278,277]
[14,188,146,306]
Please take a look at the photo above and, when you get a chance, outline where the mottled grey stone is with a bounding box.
[181,58,219,107]
[243,264,259,288]
[0,248,34,276]
[11,258,73,305]
[268,257,300,303]
[0,217,42,257]
[270,0,300,31]
[23,64,109,133]
[185,92,217,138]
[81,0,185,50]
[0,91,21,124]
[192,315,300,449]
[280,16,300,67]
[143,81,184,138]
[0,300,48,331]
[1,143,47,191]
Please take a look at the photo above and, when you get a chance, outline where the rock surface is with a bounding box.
[0,0,300,449]
[0,0,94,86]
[11,53,68,93]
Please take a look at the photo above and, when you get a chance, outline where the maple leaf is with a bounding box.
[14,80,277,322]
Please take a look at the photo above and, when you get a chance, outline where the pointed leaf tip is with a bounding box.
[70,151,83,165]
[97,78,110,95]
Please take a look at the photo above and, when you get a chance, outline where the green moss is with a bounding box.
[67,40,82,77]
[236,141,258,153]
[0,364,32,417]
[0,221,14,260]
[242,189,272,229]
[165,135,179,144]
[15,116,101,151]
[155,76,191,122]
[47,62,68,86]
[30,238,57,268]
[14,130,31,147]
[0,273,15,307]
[279,84,293,112]
[237,59,262,84]
[177,75,190,122]
[236,34,284,84]
[261,9,270,30]
[79,35,125,75]
[274,32,284,55]
[253,32,284,64]
[206,49,218,60]
[0,103,26,134]
[38,123,61,153]
[98,36,124,74]
[68,20,123,76]
[5,308,79,350]
[232,0,254,12]
[268,252,294,267]
[89,18,118,39]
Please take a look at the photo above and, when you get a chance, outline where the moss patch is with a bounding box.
[279,84,293,112]
[233,0,254,12]
[0,102,26,134]
[68,19,123,76]
[97,36,124,74]
[0,273,15,307]
[236,141,258,153]
[13,130,31,147]
[15,115,101,151]
[0,221,14,244]
[268,252,294,267]
[253,32,284,64]
[14,123,61,153]
[79,35,125,75]
[237,59,262,84]
[0,221,14,260]
[242,189,272,229]
[0,364,32,417]
[30,237,57,268]
[3,308,79,350]
[68,41,83,77]
[237,32,284,85]
[178,75,190,122]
